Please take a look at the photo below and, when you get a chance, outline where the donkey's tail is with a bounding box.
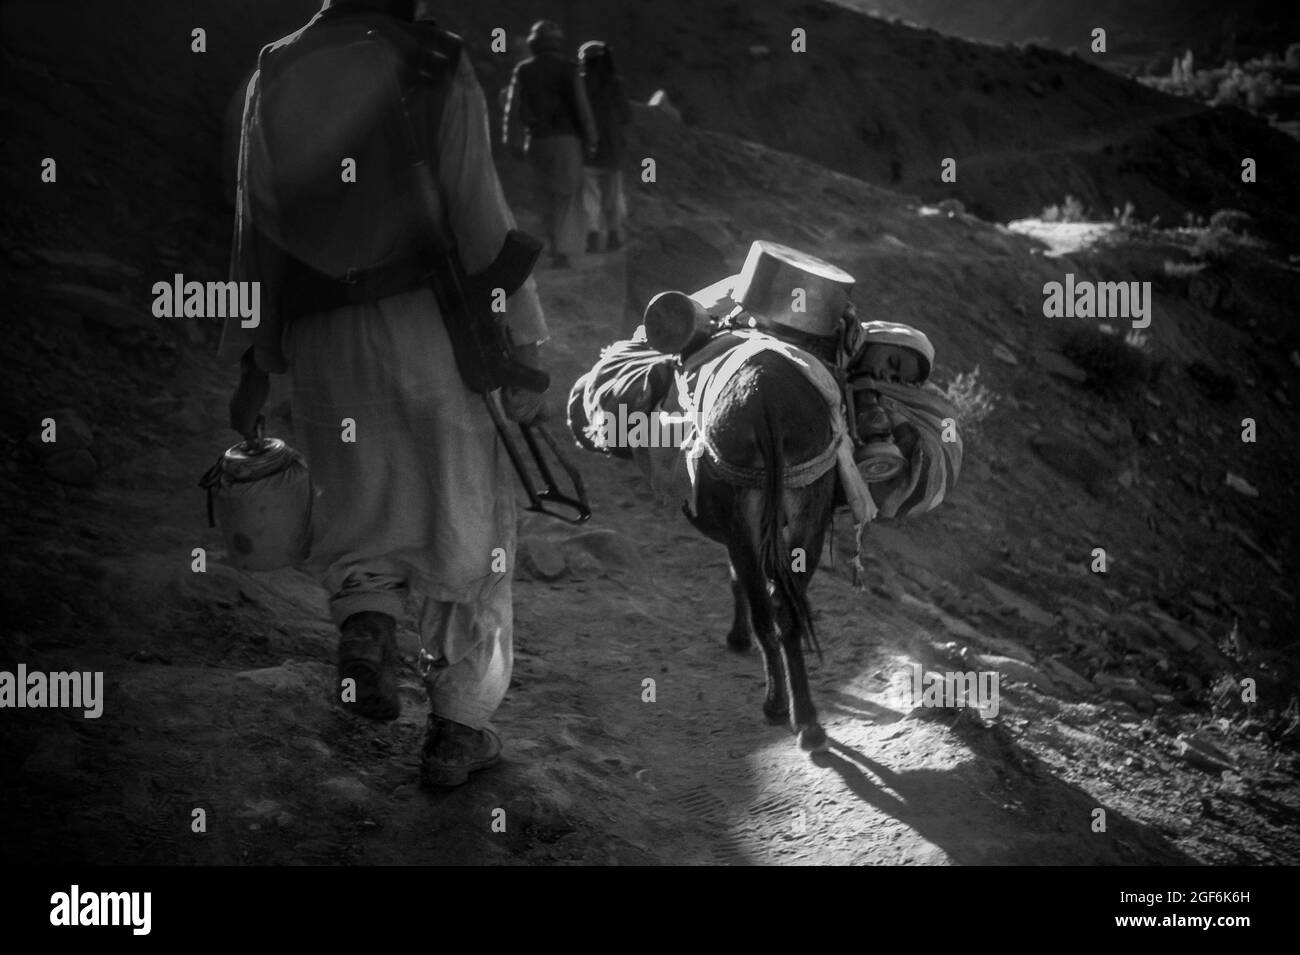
[754,403,822,662]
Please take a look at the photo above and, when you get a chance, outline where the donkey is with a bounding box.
[685,350,839,753]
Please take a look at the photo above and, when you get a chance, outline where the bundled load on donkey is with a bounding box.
[567,240,963,753]
[570,240,961,535]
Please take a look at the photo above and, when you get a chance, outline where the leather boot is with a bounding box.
[419,714,502,788]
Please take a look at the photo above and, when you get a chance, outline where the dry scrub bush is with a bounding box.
[1041,194,1087,223]
[940,365,997,439]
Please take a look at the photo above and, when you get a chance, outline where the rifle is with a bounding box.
[429,229,549,394]
[427,229,591,524]
[372,29,589,524]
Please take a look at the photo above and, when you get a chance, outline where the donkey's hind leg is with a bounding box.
[772,479,835,753]
[726,561,752,651]
[727,536,788,724]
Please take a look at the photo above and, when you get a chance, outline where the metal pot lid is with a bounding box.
[730,240,856,339]
[220,437,301,481]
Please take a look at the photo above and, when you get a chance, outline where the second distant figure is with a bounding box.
[503,19,597,268]
[578,40,631,254]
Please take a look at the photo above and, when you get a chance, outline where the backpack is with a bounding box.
[253,12,460,284]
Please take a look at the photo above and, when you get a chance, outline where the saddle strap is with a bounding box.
[698,433,840,489]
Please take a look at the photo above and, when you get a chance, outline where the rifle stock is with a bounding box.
[431,229,549,395]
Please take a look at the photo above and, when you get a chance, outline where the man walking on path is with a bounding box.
[223,0,548,787]
[502,19,598,269]
[578,40,631,254]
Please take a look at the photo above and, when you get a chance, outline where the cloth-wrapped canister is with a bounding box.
[201,437,313,571]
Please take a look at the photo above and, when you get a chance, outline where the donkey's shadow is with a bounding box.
[810,725,1196,865]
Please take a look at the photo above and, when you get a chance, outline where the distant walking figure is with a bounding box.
[503,19,597,268]
[578,40,630,253]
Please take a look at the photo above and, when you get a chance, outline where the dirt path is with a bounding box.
[7,241,1291,867]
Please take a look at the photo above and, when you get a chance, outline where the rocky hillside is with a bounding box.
[833,0,1300,69]
[9,0,1299,243]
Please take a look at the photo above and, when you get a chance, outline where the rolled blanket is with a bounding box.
[566,327,678,460]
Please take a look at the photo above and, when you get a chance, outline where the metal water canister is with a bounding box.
[200,436,312,571]
[643,290,714,354]
[852,389,908,482]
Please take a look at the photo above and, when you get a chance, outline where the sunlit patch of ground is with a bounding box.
[1005,219,1117,257]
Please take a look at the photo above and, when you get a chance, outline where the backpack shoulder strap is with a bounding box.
[399,22,463,147]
